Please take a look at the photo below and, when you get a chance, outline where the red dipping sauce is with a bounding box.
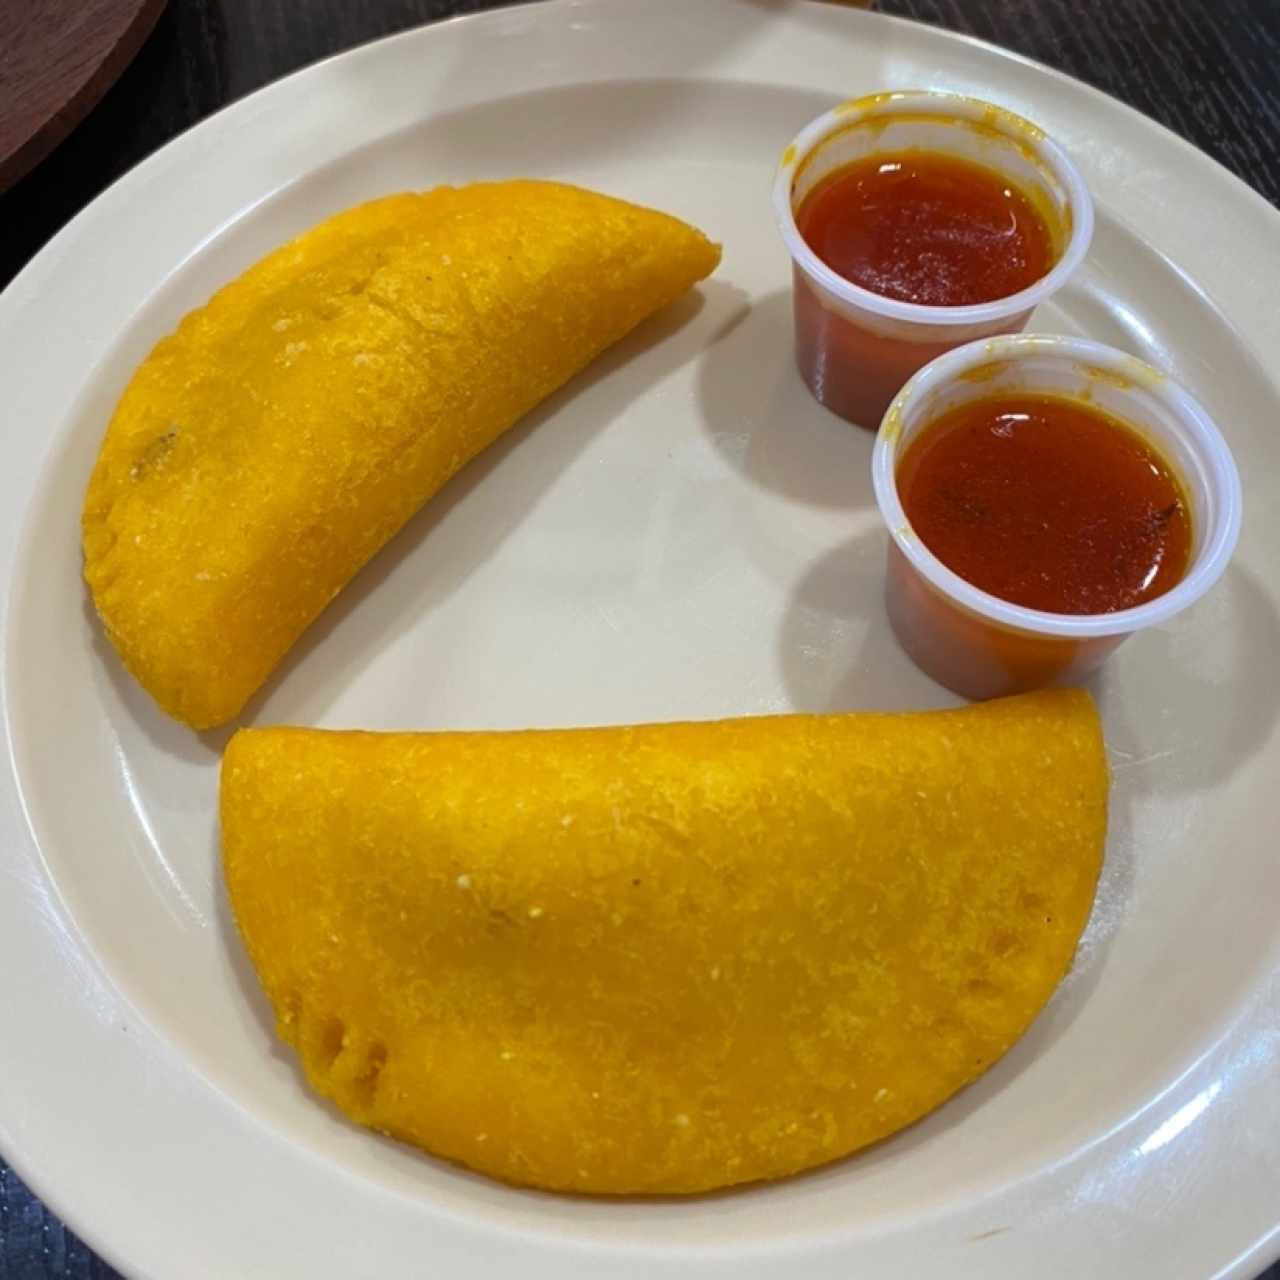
[796,152,1054,307]
[896,393,1192,614]
[788,150,1062,428]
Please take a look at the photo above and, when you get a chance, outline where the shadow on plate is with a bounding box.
[774,527,923,714]
[696,289,878,512]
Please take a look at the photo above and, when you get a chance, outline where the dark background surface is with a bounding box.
[1,0,1277,1275]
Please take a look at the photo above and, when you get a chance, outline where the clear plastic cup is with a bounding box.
[773,91,1095,429]
[871,334,1243,700]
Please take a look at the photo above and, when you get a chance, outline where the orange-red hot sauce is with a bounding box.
[896,394,1192,615]
[796,152,1055,307]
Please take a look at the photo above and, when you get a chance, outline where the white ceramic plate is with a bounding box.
[2,2,1278,1276]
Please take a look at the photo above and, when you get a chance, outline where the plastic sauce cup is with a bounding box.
[871,334,1243,700]
[774,91,1095,429]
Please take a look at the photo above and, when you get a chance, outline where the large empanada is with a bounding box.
[221,689,1107,1194]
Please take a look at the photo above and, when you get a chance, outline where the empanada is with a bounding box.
[83,181,719,728]
[222,689,1107,1193]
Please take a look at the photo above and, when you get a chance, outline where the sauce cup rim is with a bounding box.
[773,89,1095,328]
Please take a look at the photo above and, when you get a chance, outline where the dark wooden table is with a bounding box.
[1,1,1277,1275]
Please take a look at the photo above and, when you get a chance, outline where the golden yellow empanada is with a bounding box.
[82,181,719,728]
[221,689,1107,1194]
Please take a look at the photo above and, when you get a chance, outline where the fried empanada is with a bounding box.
[83,181,719,728]
[222,689,1107,1194]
